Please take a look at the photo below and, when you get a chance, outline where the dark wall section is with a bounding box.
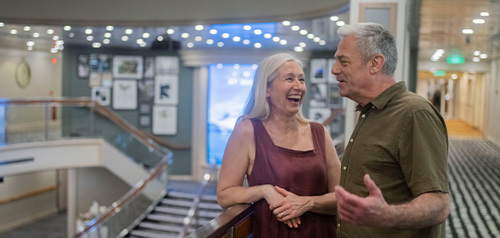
[62,45,193,175]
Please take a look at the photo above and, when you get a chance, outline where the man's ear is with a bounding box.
[369,54,385,74]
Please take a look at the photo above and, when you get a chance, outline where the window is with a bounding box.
[207,64,256,165]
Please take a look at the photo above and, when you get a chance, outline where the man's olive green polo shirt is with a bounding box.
[337,81,449,238]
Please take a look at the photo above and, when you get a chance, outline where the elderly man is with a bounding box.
[332,22,450,237]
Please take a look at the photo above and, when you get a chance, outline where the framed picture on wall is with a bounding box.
[138,78,154,102]
[90,54,112,73]
[154,74,178,105]
[309,107,331,124]
[91,87,111,106]
[327,59,336,84]
[112,79,137,110]
[77,54,90,78]
[328,84,343,109]
[309,83,327,108]
[152,105,177,135]
[112,55,143,79]
[156,56,179,74]
[144,56,155,78]
[139,114,151,127]
[310,59,327,83]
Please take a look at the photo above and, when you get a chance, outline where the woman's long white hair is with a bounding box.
[237,52,307,123]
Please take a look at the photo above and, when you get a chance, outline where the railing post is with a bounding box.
[45,100,50,140]
[89,100,95,136]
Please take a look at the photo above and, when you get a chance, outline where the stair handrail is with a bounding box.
[179,161,218,237]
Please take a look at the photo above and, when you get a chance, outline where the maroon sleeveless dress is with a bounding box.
[247,119,337,238]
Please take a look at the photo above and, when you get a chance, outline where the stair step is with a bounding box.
[168,191,217,201]
[130,229,179,238]
[138,221,187,233]
[147,214,211,225]
[161,199,222,210]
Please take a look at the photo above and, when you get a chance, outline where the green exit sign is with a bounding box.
[433,71,446,76]
[447,55,464,64]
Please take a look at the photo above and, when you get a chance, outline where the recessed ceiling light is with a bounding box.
[337,21,345,26]
[319,40,326,45]
[181,33,189,38]
[86,36,93,41]
[313,37,321,42]
[291,25,300,31]
[479,53,487,59]
[279,39,287,45]
[294,46,304,52]
[462,29,473,34]
[209,29,217,34]
[299,29,308,35]
[106,25,114,31]
[64,25,72,31]
[473,50,481,56]
[53,36,59,40]
[263,33,272,39]
[234,64,240,69]
[472,19,485,24]
[282,21,291,26]
[92,42,102,48]
[243,39,250,45]
[125,29,133,34]
[451,74,458,79]
[206,39,214,45]
[0,22,4,27]
[167,28,175,34]
[27,46,33,51]
[195,36,202,41]
[221,33,229,38]
[217,42,224,47]
[299,42,306,47]
[26,41,35,47]
[157,36,164,41]
[233,36,241,42]
[272,36,280,42]
[23,26,31,31]
[217,64,223,69]
[104,32,112,38]
[187,42,194,48]
[254,42,262,48]
[121,35,129,41]
[330,16,339,21]
[253,29,262,35]
[85,29,93,34]
[243,25,251,30]
[480,12,489,17]
[136,39,145,44]
[142,33,150,38]
[50,48,58,53]
[472,57,480,62]
[307,33,314,39]
[195,25,204,31]
[69,33,74,38]
[10,29,17,35]
[103,39,110,44]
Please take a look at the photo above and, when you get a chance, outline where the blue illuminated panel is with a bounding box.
[207,64,256,165]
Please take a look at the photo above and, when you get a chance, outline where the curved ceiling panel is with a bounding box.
[1,0,349,26]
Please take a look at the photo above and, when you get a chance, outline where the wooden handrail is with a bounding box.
[0,185,57,205]
[187,204,254,238]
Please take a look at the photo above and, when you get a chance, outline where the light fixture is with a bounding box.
[243,25,251,30]
[313,37,321,42]
[217,42,224,47]
[50,48,58,53]
[299,29,308,35]
[337,21,345,26]
[103,39,110,44]
[181,33,189,38]
[86,36,93,41]
[125,29,133,34]
[272,36,280,42]
[10,29,17,34]
[23,26,31,31]
[479,53,487,59]
[92,42,102,48]
[294,46,304,52]
[242,39,250,45]
[480,12,489,17]
[307,34,314,39]
[167,28,175,34]
[121,35,129,41]
[142,33,150,38]
[217,64,223,69]
[462,29,473,34]
[195,25,204,31]
[106,25,114,31]
[104,32,112,38]
[53,36,59,40]
[299,42,306,48]
[85,28,93,34]
[209,29,217,34]
[319,40,326,45]
[472,19,485,24]
[221,33,229,38]
[253,29,262,35]
[195,36,202,41]
[206,39,214,45]
[291,25,300,31]
[26,41,35,47]
[157,36,164,41]
[279,39,287,45]
[254,42,262,48]
[472,57,480,62]
[282,21,291,26]
[64,25,72,31]
[187,42,194,48]
[330,16,339,21]
[233,36,241,42]
[263,33,272,39]
[0,22,4,27]
[473,51,481,56]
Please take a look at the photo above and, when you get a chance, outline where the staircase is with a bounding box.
[128,190,223,238]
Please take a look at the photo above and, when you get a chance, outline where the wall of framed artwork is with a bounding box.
[154,74,179,105]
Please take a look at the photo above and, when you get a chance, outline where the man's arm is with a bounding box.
[336,174,449,229]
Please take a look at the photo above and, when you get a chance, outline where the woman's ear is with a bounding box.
[369,54,385,74]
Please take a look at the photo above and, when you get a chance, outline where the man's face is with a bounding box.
[331,35,373,103]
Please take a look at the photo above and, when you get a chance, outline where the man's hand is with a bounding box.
[335,174,392,227]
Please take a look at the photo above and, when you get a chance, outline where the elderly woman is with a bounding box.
[217,53,340,237]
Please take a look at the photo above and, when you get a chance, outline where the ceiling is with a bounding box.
[1,0,499,66]
[418,0,500,63]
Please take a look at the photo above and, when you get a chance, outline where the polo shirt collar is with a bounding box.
[356,81,407,111]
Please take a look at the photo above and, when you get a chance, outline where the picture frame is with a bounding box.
[139,102,151,114]
[144,56,155,78]
[309,108,331,124]
[91,87,111,106]
[112,79,137,110]
[112,55,143,79]
[327,59,336,84]
[310,58,327,83]
[90,54,112,73]
[152,105,177,135]
[328,84,343,109]
[156,56,179,75]
[309,83,327,108]
[139,114,151,127]
[77,54,90,78]
[154,74,179,105]
[138,78,155,102]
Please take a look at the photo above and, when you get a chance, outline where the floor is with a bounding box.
[1,120,498,238]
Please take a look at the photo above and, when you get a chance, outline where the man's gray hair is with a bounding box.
[337,22,398,76]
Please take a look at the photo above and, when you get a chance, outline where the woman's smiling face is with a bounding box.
[266,60,306,117]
